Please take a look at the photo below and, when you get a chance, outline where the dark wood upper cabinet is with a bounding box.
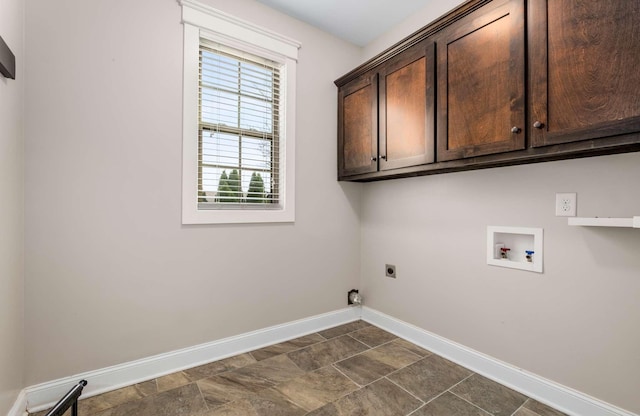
[338,40,435,179]
[379,40,435,170]
[529,0,640,147]
[335,0,640,182]
[338,72,378,177]
[436,0,525,161]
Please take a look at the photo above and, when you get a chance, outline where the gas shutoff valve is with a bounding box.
[347,289,362,306]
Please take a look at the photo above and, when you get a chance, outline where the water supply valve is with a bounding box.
[525,250,534,262]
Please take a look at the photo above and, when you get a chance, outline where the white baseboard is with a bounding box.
[20,306,637,416]
[7,389,28,416]
[361,307,637,416]
[24,307,361,413]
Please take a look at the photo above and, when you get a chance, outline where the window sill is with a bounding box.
[182,206,294,225]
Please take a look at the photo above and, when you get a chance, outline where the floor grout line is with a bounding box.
[384,375,426,405]
[510,398,530,416]
[417,372,475,408]
[331,363,364,388]
[386,352,428,375]
[448,389,495,415]
[193,379,210,411]
[405,403,427,416]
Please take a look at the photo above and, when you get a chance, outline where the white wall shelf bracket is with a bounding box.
[568,216,640,228]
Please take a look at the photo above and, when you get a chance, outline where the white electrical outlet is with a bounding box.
[555,193,577,217]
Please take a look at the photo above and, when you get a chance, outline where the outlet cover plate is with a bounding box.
[555,193,577,217]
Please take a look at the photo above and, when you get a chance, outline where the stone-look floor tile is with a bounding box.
[390,338,431,357]
[203,399,259,416]
[246,388,307,416]
[92,383,207,416]
[451,374,528,416]
[157,371,192,392]
[335,341,422,386]
[184,353,256,381]
[521,398,568,416]
[305,403,339,416]
[197,355,302,408]
[513,408,540,416]
[197,371,275,408]
[317,321,371,339]
[274,366,359,411]
[413,392,490,415]
[348,326,397,348]
[327,378,422,415]
[388,354,473,402]
[232,354,305,385]
[286,333,326,347]
[134,379,158,396]
[287,335,369,372]
[251,333,325,361]
[200,390,304,416]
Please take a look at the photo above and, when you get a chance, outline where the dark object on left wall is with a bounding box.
[0,35,16,79]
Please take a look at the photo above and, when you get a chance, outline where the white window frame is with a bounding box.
[179,0,300,224]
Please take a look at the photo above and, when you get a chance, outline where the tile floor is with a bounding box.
[31,321,567,416]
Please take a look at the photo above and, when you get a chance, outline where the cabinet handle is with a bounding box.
[511,126,521,134]
[370,156,377,162]
[533,121,544,129]
[380,155,387,160]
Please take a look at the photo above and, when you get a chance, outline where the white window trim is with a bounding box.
[179,0,301,224]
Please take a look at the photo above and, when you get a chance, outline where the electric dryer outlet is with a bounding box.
[385,264,396,278]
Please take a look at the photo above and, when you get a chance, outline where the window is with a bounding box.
[180,0,300,224]
[199,43,280,207]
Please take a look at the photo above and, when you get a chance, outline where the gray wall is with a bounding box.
[360,2,640,413]
[24,0,362,385]
[0,0,25,412]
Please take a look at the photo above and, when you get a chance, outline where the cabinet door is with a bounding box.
[529,0,640,147]
[378,40,435,170]
[338,73,378,178]
[436,0,525,161]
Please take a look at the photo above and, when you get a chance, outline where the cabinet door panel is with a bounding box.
[530,0,640,146]
[338,73,378,177]
[379,41,435,170]
[437,0,525,161]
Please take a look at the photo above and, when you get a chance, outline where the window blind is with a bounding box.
[198,39,281,208]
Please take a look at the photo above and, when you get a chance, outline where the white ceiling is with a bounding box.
[254,0,431,46]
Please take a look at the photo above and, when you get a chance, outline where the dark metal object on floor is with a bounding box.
[0,35,16,79]
[45,380,88,416]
